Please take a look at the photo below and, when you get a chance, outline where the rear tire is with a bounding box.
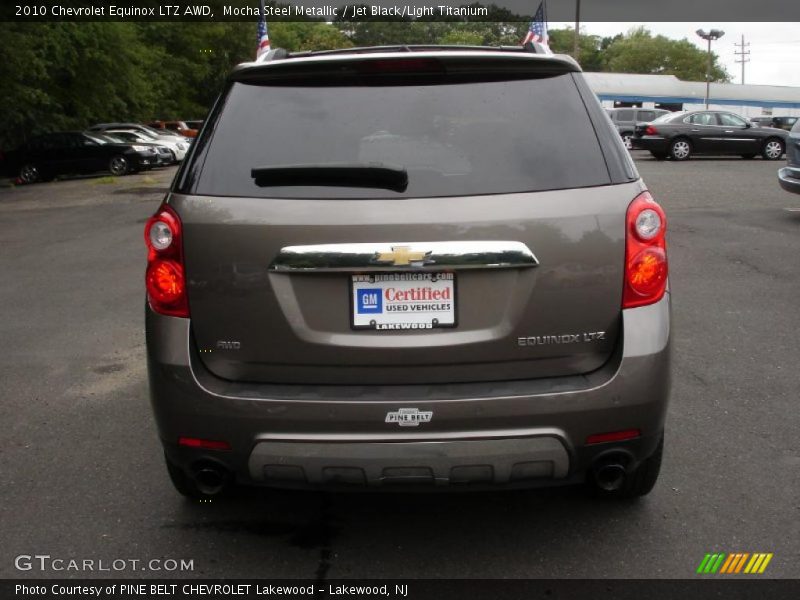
[108,155,130,176]
[669,138,692,161]
[761,138,784,160]
[622,134,633,150]
[19,163,42,184]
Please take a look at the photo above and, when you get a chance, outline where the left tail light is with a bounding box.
[623,191,668,309]
[145,204,189,317]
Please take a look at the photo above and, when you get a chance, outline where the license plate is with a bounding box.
[351,272,456,330]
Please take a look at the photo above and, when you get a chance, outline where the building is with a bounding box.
[584,72,800,117]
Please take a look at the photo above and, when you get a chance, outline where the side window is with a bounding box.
[719,113,747,127]
[617,109,634,121]
[688,113,718,126]
[638,111,656,122]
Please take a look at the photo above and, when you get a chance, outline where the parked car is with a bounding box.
[87,122,187,145]
[96,132,174,166]
[633,110,788,161]
[149,120,198,138]
[3,131,160,183]
[751,116,798,131]
[146,45,671,501]
[102,129,189,163]
[778,118,800,194]
[606,107,670,149]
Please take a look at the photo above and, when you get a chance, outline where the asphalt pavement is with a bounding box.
[0,155,798,579]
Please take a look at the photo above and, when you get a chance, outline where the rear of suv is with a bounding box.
[606,107,670,149]
[145,46,671,500]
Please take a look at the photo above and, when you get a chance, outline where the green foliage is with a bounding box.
[602,27,730,82]
[0,21,730,150]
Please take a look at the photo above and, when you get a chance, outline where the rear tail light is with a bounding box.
[145,205,189,317]
[645,125,658,135]
[623,191,668,309]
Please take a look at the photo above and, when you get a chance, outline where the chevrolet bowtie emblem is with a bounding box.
[373,246,432,267]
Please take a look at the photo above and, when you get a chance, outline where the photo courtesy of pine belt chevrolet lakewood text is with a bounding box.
[144,45,671,500]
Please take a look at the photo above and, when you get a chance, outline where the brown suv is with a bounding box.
[145,46,671,500]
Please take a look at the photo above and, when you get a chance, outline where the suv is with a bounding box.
[752,116,798,131]
[145,46,671,500]
[606,107,670,149]
[778,118,800,194]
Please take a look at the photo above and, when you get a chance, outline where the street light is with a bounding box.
[696,29,725,109]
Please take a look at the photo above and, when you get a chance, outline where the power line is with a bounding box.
[734,34,751,84]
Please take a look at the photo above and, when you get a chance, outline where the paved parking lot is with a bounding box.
[1,155,798,579]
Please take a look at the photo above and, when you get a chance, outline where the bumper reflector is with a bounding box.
[586,429,641,445]
[178,437,232,451]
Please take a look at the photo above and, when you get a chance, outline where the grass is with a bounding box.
[90,176,117,185]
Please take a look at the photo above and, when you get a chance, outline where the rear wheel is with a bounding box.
[761,138,784,160]
[19,163,41,184]
[669,138,692,161]
[622,134,633,150]
[108,155,130,176]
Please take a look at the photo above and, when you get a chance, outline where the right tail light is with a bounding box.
[623,191,668,309]
[645,125,658,135]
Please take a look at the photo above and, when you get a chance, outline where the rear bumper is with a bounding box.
[146,293,671,490]
[778,166,800,194]
[632,136,668,152]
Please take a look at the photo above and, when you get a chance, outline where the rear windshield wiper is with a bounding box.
[251,163,408,193]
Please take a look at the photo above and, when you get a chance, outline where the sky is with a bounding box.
[550,22,800,88]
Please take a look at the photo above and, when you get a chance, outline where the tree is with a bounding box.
[548,27,604,71]
[602,27,730,82]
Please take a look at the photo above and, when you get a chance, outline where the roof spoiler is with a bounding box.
[255,43,557,63]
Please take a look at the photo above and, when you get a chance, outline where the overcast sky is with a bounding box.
[551,22,800,88]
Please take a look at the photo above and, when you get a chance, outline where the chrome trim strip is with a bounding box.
[269,241,539,272]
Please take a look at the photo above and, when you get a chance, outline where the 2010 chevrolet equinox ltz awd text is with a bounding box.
[145,46,671,500]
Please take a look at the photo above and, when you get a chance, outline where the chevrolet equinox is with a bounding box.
[145,46,671,500]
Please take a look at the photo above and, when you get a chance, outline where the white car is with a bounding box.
[104,129,189,163]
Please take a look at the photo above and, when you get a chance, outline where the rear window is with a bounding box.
[189,72,612,199]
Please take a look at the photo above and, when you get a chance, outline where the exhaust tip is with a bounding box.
[192,463,230,496]
[591,453,631,492]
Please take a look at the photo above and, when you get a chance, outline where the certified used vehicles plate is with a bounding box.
[351,272,456,330]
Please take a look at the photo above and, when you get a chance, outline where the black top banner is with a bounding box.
[3,0,800,22]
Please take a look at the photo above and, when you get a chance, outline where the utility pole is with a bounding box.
[574,0,581,60]
[734,35,750,84]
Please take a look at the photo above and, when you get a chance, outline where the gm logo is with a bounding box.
[356,288,382,314]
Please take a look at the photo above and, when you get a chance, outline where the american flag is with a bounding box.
[256,1,270,60]
[522,1,550,52]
